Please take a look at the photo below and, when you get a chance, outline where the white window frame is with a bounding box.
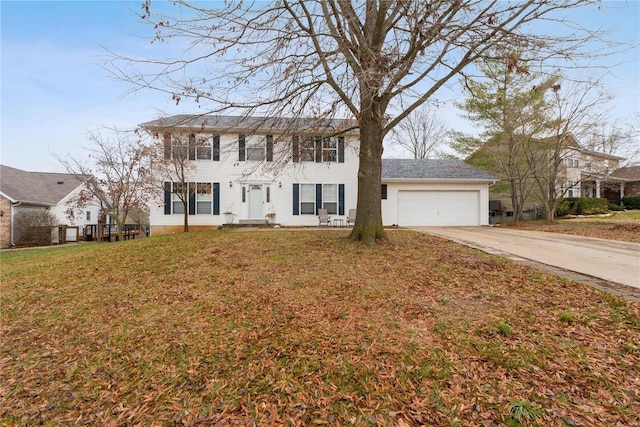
[196,136,212,160]
[322,138,337,162]
[195,182,213,214]
[322,184,338,214]
[300,136,316,162]
[299,184,316,215]
[172,182,186,214]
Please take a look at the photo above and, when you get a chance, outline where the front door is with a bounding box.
[249,185,263,219]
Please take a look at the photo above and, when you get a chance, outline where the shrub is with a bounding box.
[608,203,624,212]
[556,197,608,216]
[13,209,56,246]
[497,322,512,337]
[621,195,640,209]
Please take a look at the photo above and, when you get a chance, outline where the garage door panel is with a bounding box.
[398,190,479,226]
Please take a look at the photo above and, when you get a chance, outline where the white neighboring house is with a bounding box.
[141,115,497,235]
[0,164,102,247]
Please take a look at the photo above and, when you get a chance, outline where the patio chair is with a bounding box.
[318,208,331,227]
[346,209,356,226]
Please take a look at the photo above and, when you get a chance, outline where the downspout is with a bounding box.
[10,201,22,247]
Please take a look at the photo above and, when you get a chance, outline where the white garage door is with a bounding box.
[398,190,480,226]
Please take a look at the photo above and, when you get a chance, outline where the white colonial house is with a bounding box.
[142,115,496,235]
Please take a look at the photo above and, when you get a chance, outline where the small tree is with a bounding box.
[57,128,155,241]
[13,209,56,247]
[390,104,447,159]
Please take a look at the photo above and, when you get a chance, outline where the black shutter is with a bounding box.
[339,184,345,215]
[315,137,322,162]
[293,184,299,215]
[213,182,220,215]
[188,183,196,215]
[315,183,322,214]
[163,133,171,160]
[238,134,246,161]
[338,137,345,163]
[164,182,171,214]
[188,134,196,160]
[292,135,299,162]
[266,135,273,162]
[212,135,220,161]
[381,184,388,200]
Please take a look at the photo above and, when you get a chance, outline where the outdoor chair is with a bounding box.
[346,209,357,226]
[318,208,331,227]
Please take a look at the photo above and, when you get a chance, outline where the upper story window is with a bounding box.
[567,158,579,168]
[163,133,219,161]
[239,134,274,162]
[292,135,345,163]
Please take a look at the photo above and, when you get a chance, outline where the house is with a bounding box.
[603,166,640,205]
[563,147,625,199]
[141,115,497,234]
[0,165,101,247]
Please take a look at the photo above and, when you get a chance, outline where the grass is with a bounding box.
[507,210,640,243]
[1,229,639,426]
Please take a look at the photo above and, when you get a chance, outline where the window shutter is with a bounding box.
[266,135,273,162]
[338,137,345,163]
[238,134,246,161]
[381,184,388,200]
[164,182,171,214]
[212,135,220,161]
[339,184,345,215]
[292,136,299,162]
[315,183,322,214]
[163,133,171,160]
[188,183,196,215]
[213,182,220,215]
[315,137,322,163]
[188,134,196,160]
[293,183,299,215]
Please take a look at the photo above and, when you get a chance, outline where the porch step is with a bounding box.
[239,219,268,225]
[223,219,273,229]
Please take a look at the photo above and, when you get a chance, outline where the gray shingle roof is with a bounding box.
[0,165,91,206]
[140,114,357,134]
[382,159,497,181]
[610,166,640,181]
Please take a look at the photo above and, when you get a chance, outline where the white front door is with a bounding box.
[249,185,263,219]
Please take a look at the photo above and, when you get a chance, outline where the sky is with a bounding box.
[1,0,639,172]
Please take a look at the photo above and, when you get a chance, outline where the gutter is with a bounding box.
[10,201,22,247]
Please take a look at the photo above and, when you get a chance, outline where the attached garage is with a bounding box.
[382,159,496,227]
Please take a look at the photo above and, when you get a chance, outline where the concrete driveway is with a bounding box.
[411,227,640,297]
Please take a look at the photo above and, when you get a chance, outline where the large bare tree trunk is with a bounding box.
[349,104,386,244]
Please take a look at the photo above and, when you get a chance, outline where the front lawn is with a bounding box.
[1,230,638,426]
[507,211,640,243]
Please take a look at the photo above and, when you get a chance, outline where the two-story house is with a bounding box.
[0,164,103,247]
[141,115,496,235]
[560,146,624,199]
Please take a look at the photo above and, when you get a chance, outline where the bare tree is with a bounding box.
[109,0,612,243]
[390,104,447,159]
[57,128,155,241]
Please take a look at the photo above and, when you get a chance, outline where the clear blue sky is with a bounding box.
[1,1,639,172]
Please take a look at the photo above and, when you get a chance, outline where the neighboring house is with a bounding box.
[0,165,101,247]
[469,134,625,218]
[142,115,497,234]
[603,166,640,205]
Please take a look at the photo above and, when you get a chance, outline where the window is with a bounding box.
[172,182,186,214]
[323,138,337,162]
[300,184,316,214]
[196,183,213,214]
[239,135,273,161]
[567,181,580,197]
[323,184,338,214]
[567,158,579,168]
[300,137,316,162]
[196,136,212,160]
[266,186,271,203]
[86,211,91,221]
[381,184,388,200]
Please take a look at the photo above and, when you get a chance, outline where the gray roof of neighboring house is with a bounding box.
[140,114,358,134]
[0,165,91,206]
[610,165,640,181]
[382,159,497,181]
